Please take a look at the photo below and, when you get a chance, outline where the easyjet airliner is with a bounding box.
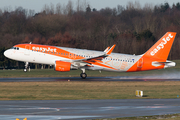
[4,32,176,79]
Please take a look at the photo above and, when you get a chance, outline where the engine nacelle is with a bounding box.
[55,61,71,72]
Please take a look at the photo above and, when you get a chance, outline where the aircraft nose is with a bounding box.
[4,50,11,58]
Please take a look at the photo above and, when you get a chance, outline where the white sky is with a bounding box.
[0,0,180,13]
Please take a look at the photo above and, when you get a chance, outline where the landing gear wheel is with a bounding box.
[80,73,87,79]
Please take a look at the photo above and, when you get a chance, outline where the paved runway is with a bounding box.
[0,99,180,120]
[0,76,180,82]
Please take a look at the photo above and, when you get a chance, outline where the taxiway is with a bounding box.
[0,99,180,120]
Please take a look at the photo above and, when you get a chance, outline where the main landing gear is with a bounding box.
[80,68,87,79]
[24,62,29,72]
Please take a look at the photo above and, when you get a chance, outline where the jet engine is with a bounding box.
[55,61,71,72]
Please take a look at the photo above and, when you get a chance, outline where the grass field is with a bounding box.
[97,114,180,120]
[0,81,180,100]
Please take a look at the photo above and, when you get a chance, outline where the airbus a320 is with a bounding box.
[4,32,176,79]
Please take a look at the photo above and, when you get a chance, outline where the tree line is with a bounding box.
[1,0,180,69]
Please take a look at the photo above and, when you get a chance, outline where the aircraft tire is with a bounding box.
[80,73,87,79]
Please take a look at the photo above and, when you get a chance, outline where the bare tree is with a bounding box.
[76,0,88,12]
[143,3,154,12]
[66,0,74,15]
[50,3,55,14]
[126,1,141,10]
[56,3,62,14]
[3,6,12,12]
[117,5,124,15]
[42,4,50,14]
[76,0,80,12]
[28,9,35,17]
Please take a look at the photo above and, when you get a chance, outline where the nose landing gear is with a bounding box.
[24,62,29,72]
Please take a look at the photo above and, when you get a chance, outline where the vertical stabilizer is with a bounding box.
[143,32,176,60]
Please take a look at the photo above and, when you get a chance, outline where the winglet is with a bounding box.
[106,44,116,55]
[104,47,110,52]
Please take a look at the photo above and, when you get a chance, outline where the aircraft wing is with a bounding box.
[63,44,116,68]
[72,44,115,62]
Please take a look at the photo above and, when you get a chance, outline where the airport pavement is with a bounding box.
[0,76,180,82]
[0,99,180,120]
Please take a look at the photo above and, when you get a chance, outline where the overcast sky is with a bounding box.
[0,0,180,13]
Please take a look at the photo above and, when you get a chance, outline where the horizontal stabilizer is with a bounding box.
[152,61,176,68]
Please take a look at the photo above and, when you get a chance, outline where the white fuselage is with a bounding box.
[4,46,141,72]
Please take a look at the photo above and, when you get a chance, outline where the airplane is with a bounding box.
[4,32,176,79]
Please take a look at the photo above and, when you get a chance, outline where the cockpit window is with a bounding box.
[11,47,19,50]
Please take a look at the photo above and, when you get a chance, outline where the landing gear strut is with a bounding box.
[24,62,29,72]
[80,68,87,79]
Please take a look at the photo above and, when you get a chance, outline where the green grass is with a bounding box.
[0,81,180,100]
[94,114,180,120]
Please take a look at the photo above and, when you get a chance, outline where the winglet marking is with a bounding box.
[106,44,116,55]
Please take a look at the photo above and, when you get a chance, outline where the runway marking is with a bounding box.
[0,115,100,120]
[15,107,63,115]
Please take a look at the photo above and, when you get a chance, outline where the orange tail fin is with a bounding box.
[143,32,176,60]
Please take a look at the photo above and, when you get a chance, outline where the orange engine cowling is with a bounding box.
[55,61,71,72]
